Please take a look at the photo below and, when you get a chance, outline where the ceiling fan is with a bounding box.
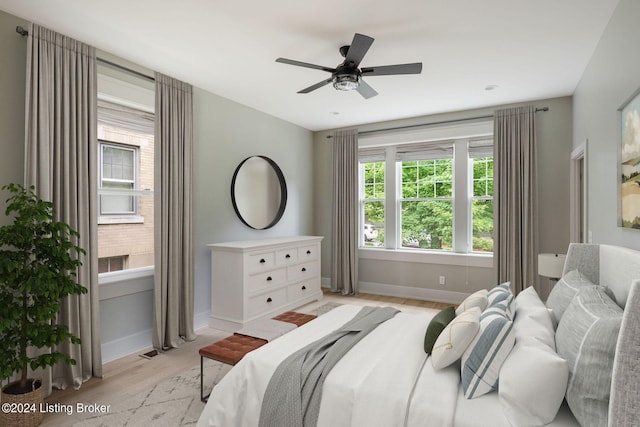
[275,33,422,99]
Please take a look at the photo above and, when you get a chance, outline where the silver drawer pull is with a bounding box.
[266,297,272,303]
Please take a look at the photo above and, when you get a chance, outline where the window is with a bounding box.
[99,142,137,215]
[98,255,128,273]
[361,161,385,247]
[471,157,494,252]
[399,141,454,250]
[358,132,493,256]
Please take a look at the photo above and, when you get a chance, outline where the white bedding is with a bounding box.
[197,304,578,427]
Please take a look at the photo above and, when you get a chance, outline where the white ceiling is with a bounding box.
[0,0,619,131]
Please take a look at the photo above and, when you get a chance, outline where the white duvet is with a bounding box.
[197,304,578,427]
[197,305,458,427]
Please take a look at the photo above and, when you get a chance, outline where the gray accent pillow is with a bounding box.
[556,286,623,427]
[546,269,596,326]
[608,281,640,427]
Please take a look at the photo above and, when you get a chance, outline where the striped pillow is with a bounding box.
[487,282,512,305]
[461,309,515,399]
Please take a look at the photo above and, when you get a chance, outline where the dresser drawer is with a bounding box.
[275,247,298,265]
[247,268,286,291]
[247,288,287,317]
[299,244,318,260]
[248,252,275,274]
[288,281,318,301]
[287,260,318,282]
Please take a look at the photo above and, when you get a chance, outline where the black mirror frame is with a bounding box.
[230,155,288,230]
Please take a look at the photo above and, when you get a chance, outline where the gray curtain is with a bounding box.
[24,23,102,394]
[152,73,196,350]
[331,129,359,295]
[493,106,539,294]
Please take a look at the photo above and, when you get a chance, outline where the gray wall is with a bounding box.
[192,88,314,324]
[573,0,640,252]
[0,11,27,224]
[313,96,573,298]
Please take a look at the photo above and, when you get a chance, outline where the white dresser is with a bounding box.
[208,236,323,331]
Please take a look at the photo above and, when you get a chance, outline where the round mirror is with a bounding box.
[231,156,287,230]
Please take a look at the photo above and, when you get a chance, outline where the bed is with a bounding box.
[197,243,640,427]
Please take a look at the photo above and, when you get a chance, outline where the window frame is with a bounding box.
[357,120,494,266]
[99,141,138,216]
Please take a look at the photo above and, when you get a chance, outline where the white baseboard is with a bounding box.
[101,311,213,364]
[321,277,468,304]
[194,310,211,331]
[101,329,152,364]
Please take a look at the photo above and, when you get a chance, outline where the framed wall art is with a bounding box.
[619,88,640,229]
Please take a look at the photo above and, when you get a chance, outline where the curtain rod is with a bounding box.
[15,25,155,82]
[325,107,549,139]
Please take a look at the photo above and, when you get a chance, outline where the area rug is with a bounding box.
[70,305,341,426]
[71,361,231,426]
[310,301,342,316]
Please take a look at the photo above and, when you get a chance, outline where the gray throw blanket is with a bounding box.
[258,306,400,427]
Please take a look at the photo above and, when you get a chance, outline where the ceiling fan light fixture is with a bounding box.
[333,74,360,91]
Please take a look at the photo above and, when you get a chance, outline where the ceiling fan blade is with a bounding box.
[361,63,423,76]
[345,33,374,68]
[276,58,335,73]
[298,78,333,94]
[356,79,378,99]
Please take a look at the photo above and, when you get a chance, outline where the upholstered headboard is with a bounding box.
[562,243,640,426]
[562,243,640,309]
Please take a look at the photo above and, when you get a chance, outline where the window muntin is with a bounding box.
[100,142,137,215]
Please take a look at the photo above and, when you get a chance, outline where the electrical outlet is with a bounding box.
[439,276,446,286]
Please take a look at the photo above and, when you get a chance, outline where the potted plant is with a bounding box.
[0,183,87,427]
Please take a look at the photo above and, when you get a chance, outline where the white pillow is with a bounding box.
[499,342,569,427]
[455,289,488,316]
[431,307,481,370]
[513,286,555,349]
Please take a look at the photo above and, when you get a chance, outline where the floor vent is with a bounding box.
[140,349,159,359]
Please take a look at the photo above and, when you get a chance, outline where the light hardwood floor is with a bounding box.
[40,290,452,426]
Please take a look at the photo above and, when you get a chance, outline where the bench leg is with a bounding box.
[200,355,211,403]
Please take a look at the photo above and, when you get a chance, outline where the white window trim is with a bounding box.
[358,120,494,263]
[98,215,144,225]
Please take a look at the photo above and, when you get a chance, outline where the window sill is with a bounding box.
[358,247,493,268]
[99,265,154,300]
[98,215,144,225]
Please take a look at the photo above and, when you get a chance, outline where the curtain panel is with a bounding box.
[152,73,196,350]
[493,106,539,294]
[24,23,102,393]
[331,129,359,295]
